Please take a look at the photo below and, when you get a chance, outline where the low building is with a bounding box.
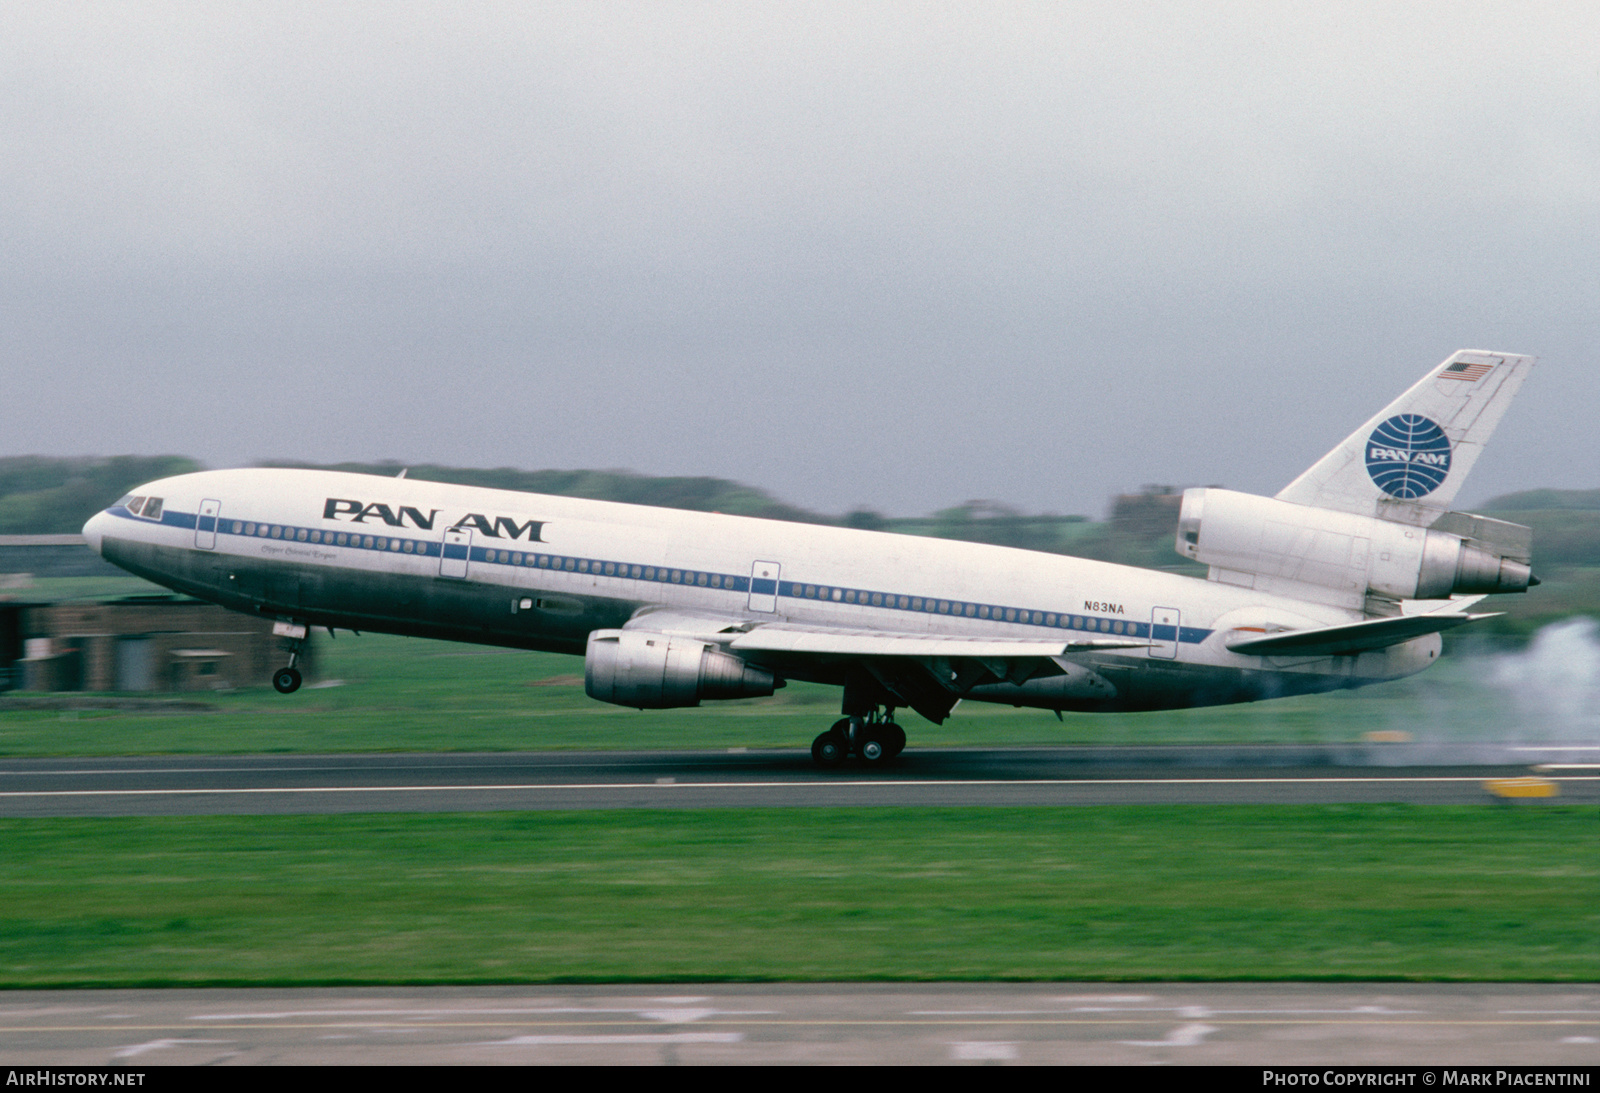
[0,596,309,693]
[0,534,126,578]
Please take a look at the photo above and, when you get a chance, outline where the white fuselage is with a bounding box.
[83,468,1441,716]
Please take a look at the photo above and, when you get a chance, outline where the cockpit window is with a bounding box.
[141,497,164,521]
[126,496,146,515]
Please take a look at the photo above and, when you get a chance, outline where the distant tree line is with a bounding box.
[2,455,1596,570]
[0,456,200,535]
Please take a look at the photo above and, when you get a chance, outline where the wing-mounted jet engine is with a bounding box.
[584,628,777,709]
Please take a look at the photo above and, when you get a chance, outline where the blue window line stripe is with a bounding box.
[119,506,1214,644]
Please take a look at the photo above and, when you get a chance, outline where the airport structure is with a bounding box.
[0,535,299,693]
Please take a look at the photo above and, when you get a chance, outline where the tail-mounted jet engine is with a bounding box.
[585,629,776,709]
[1175,488,1533,606]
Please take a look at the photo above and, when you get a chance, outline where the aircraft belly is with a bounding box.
[964,652,1386,713]
[100,537,637,655]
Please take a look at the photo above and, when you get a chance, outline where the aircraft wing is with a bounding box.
[728,624,1147,658]
[730,622,1145,724]
[1224,602,1498,657]
[619,612,1144,724]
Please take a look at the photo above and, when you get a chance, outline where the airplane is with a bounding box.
[81,350,1537,765]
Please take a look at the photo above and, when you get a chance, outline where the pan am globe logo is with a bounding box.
[1365,414,1452,498]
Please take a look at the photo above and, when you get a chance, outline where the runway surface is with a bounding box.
[4,983,1598,1065]
[2,744,1596,815]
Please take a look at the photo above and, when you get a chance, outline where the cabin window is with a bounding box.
[297,529,308,542]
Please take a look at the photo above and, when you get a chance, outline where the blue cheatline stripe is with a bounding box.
[109,506,1213,645]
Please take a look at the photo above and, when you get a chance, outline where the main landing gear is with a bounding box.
[811,710,907,768]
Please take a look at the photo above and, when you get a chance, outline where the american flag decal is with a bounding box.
[1440,360,1494,381]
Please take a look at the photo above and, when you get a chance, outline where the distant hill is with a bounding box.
[3,454,1595,571]
[1479,489,1600,567]
[1481,488,1600,512]
[0,456,200,535]
[260,461,829,525]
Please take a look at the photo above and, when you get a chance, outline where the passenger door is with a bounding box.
[1149,606,1180,659]
[440,527,472,579]
[194,499,221,549]
[748,560,781,612]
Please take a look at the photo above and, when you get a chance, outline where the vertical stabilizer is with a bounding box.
[1275,350,1535,526]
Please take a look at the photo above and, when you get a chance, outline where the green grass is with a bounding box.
[0,806,1592,986]
[0,624,1579,755]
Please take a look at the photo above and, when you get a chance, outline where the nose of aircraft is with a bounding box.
[82,510,111,556]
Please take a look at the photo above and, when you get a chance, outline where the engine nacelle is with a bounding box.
[585,629,776,709]
[1175,488,1532,605]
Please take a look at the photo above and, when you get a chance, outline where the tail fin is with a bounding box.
[1276,350,1536,525]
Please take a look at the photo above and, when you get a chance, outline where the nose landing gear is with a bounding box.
[271,620,307,694]
[810,709,906,767]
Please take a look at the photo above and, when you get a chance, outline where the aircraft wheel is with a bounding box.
[859,723,905,763]
[272,667,303,694]
[811,729,848,767]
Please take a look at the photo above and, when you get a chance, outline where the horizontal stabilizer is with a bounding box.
[1225,608,1497,657]
[730,624,1146,658]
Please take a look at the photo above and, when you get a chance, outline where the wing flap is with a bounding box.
[729,624,1147,658]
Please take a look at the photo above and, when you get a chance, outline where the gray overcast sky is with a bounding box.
[3,3,1596,517]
